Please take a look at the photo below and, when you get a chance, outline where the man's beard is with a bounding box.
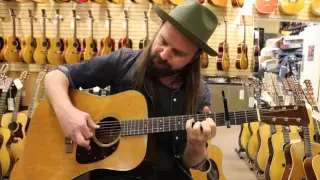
[146,53,185,78]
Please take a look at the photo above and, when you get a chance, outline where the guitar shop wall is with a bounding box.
[0,0,255,108]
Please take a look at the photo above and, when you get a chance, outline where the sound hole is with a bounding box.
[8,122,18,132]
[94,117,121,145]
[12,40,18,46]
[42,41,48,47]
[90,43,94,48]
[73,42,78,48]
[56,42,61,47]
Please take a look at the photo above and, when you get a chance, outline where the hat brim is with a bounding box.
[154,4,218,57]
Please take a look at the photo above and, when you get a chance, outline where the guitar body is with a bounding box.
[139,38,150,49]
[168,0,184,5]
[1,113,28,161]
[266,131,301,180]
[279,0,304,15]
[99,37,115,55]
[235,43,248,70]
[246,128,260,161]
[231,0,244,7]
[255,0,278,14]
[201,52,209,69]
[208,0,227,7]
[303,157,317,180]
[107,0,124,3]
[148,0,165,4]
[65,37,82,64]
[118,38,133,49]
[312,155,320,179]
[83,37,98,60]
[191,143,226,180]
[47,37,66,65]
[310,0,320,16]
[0,37,5,61]
[3,35,22,62]
[90,0,106,3]
[216,42,230,71]
[238,123,251,151]
[21,36,36,64]
[0,127,12,177]
[33,37,50,64]
[24,90,149,180]
[287,142,320,179]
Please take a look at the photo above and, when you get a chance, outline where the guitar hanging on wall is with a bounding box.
[99,10,115,56]
[83,10,98,61]
[20,10,36,64]
[235,16,248,70]
[118,10,132,49]
[208,0,227,7]
[216,16,229,72]
[255,0,278,14]
[65,10,82,64]
[252,28,260,72]
[279,0,304,15]
[139,11,150,49]
[231,0,244,7]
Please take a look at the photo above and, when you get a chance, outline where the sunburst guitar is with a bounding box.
[99,10,115,56]
[235,16,248,70]
[279,0,304,15]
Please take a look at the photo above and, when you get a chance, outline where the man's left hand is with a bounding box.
[186,106,216,148]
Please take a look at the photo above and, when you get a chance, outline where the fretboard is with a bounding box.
[303,126,312,157]
[0,91,8,121]
[283,125,290,144]
[27,83,41,119]
[43,17,46,39]
[118,110,258,136]
[31,18,34,39]
[13,18,16,39]
[108,19,111,38]
[73,18,77,42]
[12,88,23,123]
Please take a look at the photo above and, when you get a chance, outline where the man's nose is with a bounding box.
[159,47,172,61]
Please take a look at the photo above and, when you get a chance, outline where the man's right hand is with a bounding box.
[57,107,100,150]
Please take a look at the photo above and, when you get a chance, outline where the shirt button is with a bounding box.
[173,98,177,102]
[176,136,178,140]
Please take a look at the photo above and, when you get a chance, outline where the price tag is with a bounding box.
[7,98,14,111]
[0,80,4,89]
[248,97,255,108]
[312,110,320,122]
[239,89,244,100]
[14,78,23,90]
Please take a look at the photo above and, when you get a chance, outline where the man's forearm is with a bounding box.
[182,142,208,168]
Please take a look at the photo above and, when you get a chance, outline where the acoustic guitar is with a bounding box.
[108,0,124,4]
[20,10,37,64]
[168,0,185,5]
[139,12,150,49]
[90,0,106,3]
[148,0,165,4]
[83,10,98,61]
[1,71,30,161]
[201,52,209,69]
[47,9,66,65]
[235,16,248,70]
[191,140,226,180]
[65,10,82,64]
[0,36,4,61]
[310,0,320,16]
[3,9,22,63]
[0,78,14,178]
[33,9,50,65]
[255,0,278,14]
[118,10,133,49]
[312,155,320,179]
[99,10,115,56]
[252,29,260,72]
[216,16,229,71]
[231,0,244,7]
[208,0,227,7]
[22,89,310,180]
[279,0,304,15]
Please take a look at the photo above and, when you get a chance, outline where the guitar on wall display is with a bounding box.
[208,0,227,7]
[98,10,115,56]
[47,9,66,65]
[3,9,22,63]
[139,11,150,49]
[216,16,229,72]
[65,10,82,64]
[0,35,4,61]
[255,0,278,14]
[20,10,37,64]
[118,10,133,49]
[231,0,244,7]
[235,16,248,70]
[310,0,320,16]
[200,52,209,69]
[252,29,260,72]
[83,10,98,61]
[279,0,304,15]
[33,9,50,65]
[23,88,311,180]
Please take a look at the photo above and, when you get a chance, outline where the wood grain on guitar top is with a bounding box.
[23,90,148,180]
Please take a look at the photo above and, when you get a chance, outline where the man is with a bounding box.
[44,0,219,179]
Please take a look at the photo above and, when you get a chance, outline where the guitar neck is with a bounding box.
[27,83,41,119]
[108,19,111,38]
[13,17,16,39]
[91,18,94,38]
[118,110,258,136]
[31,18,34,39]
[303,126,312,157]
[282,125,290,144]
[225,22,227,43]
[126,18,129,41]
[74,18,77,42]
[145,19,148,39]
[43,16,46,39]
[12,88,23,123]
[57,16,60,40]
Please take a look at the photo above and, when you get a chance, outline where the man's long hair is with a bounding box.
[132,26,203,115]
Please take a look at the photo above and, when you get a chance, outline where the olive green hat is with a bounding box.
[154,0,219,56]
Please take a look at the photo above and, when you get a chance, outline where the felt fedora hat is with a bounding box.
[154,0,218,56]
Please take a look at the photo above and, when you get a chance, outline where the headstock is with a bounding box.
[3,77,13,93]
[106,9,111,20]
[72,10,76,19]
[9,8,15,18]
[41,9,46,18]
[88,10,93,20]
[143,11,148,21]
[302,79,317,106]
[28,9,33,18]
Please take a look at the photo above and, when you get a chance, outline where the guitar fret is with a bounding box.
[162,118,164,132]
[175,116,177,131]
[244,110,247,123]
[169,116,170,132]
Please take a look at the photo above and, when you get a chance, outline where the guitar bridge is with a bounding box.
[65,138,73,153]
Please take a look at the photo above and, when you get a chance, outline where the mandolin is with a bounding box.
[33,9,50,65]
[252,29,260,73]
[0,78,14,178]
[279,0,304,15]
[255,0,278,13]
[310,0,320,16]
[98,10,115,56]
[208,0,227,7]
[82,10,98,61]
[235,16,248,70]
[47,9,66,65]
[22,88,310,180]
[20,10,37,64]
[3,9,22,63]
[118,10,133,49]
[216,16,229,71]
[65,10,82,64]
[139,12,150,49]
[231,0,244,7]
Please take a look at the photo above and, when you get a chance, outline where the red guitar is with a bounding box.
[118,10,132,49]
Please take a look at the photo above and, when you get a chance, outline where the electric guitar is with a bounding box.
[255,0,278,14]
[310,0,320,16]
[0,78,14,178]
[33,9,50,65]
[139,12,150,49]
[235,16,248,70]
[1,71,30,161]
[83,10,98,61]
[20,10,37,64]
[65,10,82,64]
[279,0,304,15]
[216,16,229,71]
[3,9,22,63]
[118,10,133,49]
[98,10,115,56]
[208,0,227,7]
[23,89,310,180]
[47,9,66,65]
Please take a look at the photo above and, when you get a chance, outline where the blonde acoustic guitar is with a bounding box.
[310,0,320,16]
[82,10,98,61]
[279,0,304,15]
[65,10,82,64]
[20,10,36,64]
